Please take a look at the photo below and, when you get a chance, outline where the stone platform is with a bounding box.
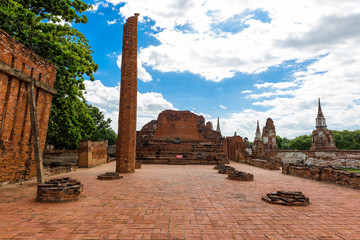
[1,162,360,239]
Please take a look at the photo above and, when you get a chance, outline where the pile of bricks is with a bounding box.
[227,170,254,181]
[262,190,310,206]
[217,164,236,174]
[97,172,123,180]
[36,177,83,202]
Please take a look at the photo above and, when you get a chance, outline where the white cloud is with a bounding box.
[89,2,109,12]
[84,80,175,131]
[219,104,227,110]
[107,19,118,25]
[241,90,252,94]
[219,47,360,138]
[117,54,153,82]
[112,0,360,84]
[105,0,123,5]
[98,0,360,139]
[254,81,298,89]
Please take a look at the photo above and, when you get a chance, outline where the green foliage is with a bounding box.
[343,168,360,173]
[276,135,312,150]
[332,130,360,150]
[276,136,292,150]
[87,104,117,145]
[289,135,312,150]
[277,130,360,151]
[0,0,99,149]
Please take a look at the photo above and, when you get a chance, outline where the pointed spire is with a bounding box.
[317,98,324,117]
[216,117,221,134]
[234,131,237,136]
[315,98,327,129]
[256,120,260,133]
[254,120,262,141]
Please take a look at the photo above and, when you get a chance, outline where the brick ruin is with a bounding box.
[0,29,57,184]
[251,118,277,158]
[226,134,248,162]
[310,98,337,151]
[36,177,83,202]
[252,120,264,157]
[78,140,108,168]
[136,110,228,164]
[262,118,277,152]
[116,14,139,173]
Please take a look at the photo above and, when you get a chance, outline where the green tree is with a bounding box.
[0,0,98,149]
[276,136,283,149]
[332,130,360,150]
[289,135,312,150]
[87,104,117,145]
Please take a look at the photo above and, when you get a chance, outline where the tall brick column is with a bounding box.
[116,14,139,173]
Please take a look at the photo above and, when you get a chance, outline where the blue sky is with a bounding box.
[74,0,360,139]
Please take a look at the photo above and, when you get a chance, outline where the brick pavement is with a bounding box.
[1,162,360,239]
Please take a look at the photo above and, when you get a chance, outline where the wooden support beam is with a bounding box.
[0,61,57,95]
[28,71,44,184]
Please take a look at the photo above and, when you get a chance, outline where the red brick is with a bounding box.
[0,29,57,184]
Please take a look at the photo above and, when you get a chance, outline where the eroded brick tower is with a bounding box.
[116,13,139,173]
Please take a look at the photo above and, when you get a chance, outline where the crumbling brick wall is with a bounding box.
[226,135,248,162]
[136,110,227,164]
[0,29,57,184]
[282,164,360,189]
[78,140,108,168]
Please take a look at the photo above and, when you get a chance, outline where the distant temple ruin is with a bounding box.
[252,118,277,158]
[136,110,228,164]
[310,98,337,151]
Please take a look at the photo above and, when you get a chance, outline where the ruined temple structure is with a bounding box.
[226,135,248,161]
[116,14,139,173]
[136,110,228,164]
[0,29,57,184]
[262,118,277,152]
[216,117,221,135]
[252,120,265,157]
[310,98,337,151]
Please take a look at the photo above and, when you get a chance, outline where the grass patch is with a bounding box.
[343,169,360,173]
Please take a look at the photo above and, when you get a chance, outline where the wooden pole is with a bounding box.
[28,72,44,184]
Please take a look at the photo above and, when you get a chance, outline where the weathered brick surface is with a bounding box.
[226,135,248,162]
[137,110,227,164]
[78,140,107,168]
[1,162,360,239]
[116,14,139,173]
[153,110,207,140]
[282,164,360,189]
[262,118,277,152]
[247,158,281,170]
[275,150,360,168]
[0,29,57,184]
[36,177,83,202]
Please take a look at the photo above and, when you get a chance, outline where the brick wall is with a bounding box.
[282,164,360,189]
[0,29,57,184]
[136,139,228,165]
[226,136,248,162]
[275,150,360,168]
[153,110,206,141]
[78,140,108,168]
